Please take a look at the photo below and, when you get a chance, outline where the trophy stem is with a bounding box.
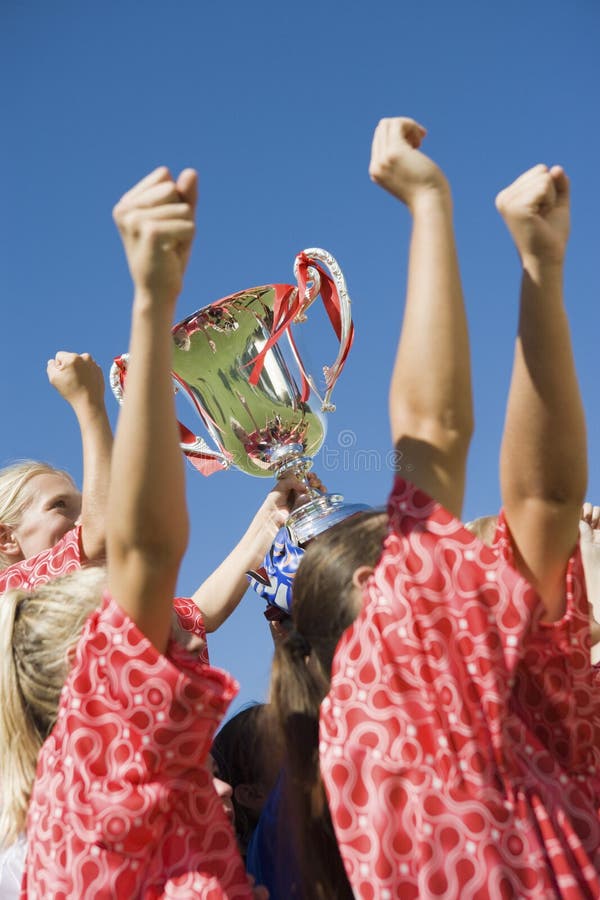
[271,444,315,492]
[270,445,369,543]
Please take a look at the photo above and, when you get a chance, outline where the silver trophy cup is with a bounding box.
[111,248,366,543]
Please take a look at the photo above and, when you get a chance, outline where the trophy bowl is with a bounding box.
[111,248,367,544]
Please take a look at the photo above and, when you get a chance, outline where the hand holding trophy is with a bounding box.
[111,247,366,545]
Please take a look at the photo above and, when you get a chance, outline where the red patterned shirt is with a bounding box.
[0,526,84,594]
[320,477,600,899]
[22,593,250,899]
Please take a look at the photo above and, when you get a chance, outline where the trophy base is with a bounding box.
[286,493,370,545]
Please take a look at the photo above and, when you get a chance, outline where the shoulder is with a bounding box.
[0,526,83,594]
[67,592,236,720]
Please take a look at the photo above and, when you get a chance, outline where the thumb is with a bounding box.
[177,168,199,211]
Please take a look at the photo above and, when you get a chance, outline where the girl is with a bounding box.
[272,118,600,898]
[13,166,267,898]
[0,351,113,593]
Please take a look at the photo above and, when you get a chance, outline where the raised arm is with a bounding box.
[47,351,113,561]
[496,165,586,621]
[109,166,197,653]
[193,475,309,632]
[370,118,473,517]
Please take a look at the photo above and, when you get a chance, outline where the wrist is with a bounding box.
[408,181,452,217]
[520,255,564,283]
[239,510,284,570]
[72,399,110,424]
[133,286,179,313]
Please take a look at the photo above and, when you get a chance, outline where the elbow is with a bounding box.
[108,512,190,573]
[501,463,587,515]
[390,406,474,459]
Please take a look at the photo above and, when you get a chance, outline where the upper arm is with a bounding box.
[107,547,182,654]
[502,498,580,622]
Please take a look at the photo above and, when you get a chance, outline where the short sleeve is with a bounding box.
[320,478,600,899]
[492,510,597,771]
[24,592,249,898]
[172,596,210,665]
[65,593,234,769]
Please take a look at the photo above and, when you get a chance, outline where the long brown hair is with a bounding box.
[211,703,280,852]
[270,510,388,899]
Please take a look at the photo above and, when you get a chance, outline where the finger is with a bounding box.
[119,166,172,204]
[512,164,549,190]
[513,167,554,205]
[399,117,427,149]
[592,505,600,530]
[120,204,195,230]
[550,165,570,205]
[500,167,557,215]
[275,473,309,493]
[53,350,77,368]
[118,179,181,212]
[252,887,269,900]
[138,219,196,245]
[583,501,593,524]
[496,164,548,209]
[177,168,199,211]
[307,472,327,493]
[536,173,557,214]
[579,519,592,541]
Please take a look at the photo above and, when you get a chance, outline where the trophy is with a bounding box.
[111,248,367,544]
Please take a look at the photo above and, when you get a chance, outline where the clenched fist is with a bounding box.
[113,166,198,304]
[495,164,570,266]
[47,351,106,413]
[369,117,448,209]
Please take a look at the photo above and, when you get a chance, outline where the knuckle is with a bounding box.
[368,164,382,182]
[112,201,125,223]
[142,222,160,242]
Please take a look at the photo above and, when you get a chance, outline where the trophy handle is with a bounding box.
[109,355,231,476]
[293,248,355,412]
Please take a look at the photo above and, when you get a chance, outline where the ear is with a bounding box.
[0,524,22,561]
[352,565,374,590]
[234,782,267,813]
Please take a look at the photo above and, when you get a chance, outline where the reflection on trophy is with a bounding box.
[111,248,367,544]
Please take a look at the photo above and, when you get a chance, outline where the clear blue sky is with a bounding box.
[2,0,599,713]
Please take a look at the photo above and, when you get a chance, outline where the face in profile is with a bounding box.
[208,754,234,825]
[10,473,82,560]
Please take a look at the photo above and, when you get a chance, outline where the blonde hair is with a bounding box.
[0,566,105,846]
[465,514,499,546]
[0,460,75,570]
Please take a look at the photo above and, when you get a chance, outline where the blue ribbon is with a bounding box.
[247,526,305,613]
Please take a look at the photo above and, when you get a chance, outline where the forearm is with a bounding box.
[108,293,189,644]
[501,263,586,513]
[111,294,188,555]
[500,263,586,616]
[192,539,257,633]
[75,402,113,561]
[192,494,291,632]
[390,189,473,516]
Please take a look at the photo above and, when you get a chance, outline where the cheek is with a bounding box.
[212,777,231,798]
